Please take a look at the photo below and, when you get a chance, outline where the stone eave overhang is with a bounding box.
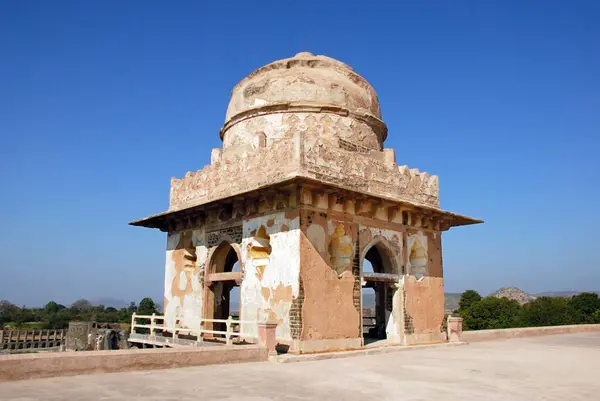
[129,178,482,232]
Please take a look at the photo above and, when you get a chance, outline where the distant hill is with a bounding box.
[533,291,600,298]
[490,287,536,304]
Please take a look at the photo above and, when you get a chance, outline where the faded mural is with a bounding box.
[328,224,354,276]
[407,232,428,279]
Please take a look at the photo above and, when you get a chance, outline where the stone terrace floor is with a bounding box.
[1,332,599,401]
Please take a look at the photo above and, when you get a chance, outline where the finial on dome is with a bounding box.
[294,51,314,57]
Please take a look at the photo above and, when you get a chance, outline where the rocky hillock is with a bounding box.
[490,287,536,304]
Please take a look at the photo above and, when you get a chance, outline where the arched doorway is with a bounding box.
[204,242,242,336]
[361,240,398,342]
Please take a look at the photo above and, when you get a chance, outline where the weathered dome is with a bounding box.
[220,52,387,151]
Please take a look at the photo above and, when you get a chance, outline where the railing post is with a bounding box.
[257,320,278,357]
[447,316,464,343]
[130,312,136,334]
[196,319,203,345]
[226,316,233,345]
[150,313,155,337]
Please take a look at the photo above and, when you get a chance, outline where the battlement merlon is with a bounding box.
[130,132,481,231]
[169,135,440,211]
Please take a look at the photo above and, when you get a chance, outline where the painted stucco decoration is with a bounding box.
[248,226,271,281]
[329,224,354,275]
[408,233,428,279]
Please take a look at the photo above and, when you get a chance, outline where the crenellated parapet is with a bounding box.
[169,137,300,211]
[301,135,440,209]
[168,131,441,212]
[397,166,439,202]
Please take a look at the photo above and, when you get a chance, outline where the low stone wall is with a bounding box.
[461,324,600,343]
[0,345,267,382]
[1,329,66,353]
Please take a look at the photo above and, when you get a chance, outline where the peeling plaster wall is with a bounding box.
[240,212,300,342]
[300,211,361,342]
[358,225,404,341]
[164,230,207,330]
[403,231,445,342]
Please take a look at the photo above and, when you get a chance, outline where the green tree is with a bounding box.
[138,298,158,315]
[0,300,20,326]
[71,299,92,313]
[569,292,600,323]
[520,297,574,327]
[458,290,482,312]
[461,296,522,330]
[117,307,132,323]
[127,302,138,313]
[42,309,71,329]
[12,307,34,328]
[593,310,600,324]
[44,301,60,315]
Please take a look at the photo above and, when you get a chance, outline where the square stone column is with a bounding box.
[257,321,278,357]
[447,316,463,343]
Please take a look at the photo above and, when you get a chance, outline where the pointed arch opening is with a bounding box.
[204,241,242,336]
[361,239,399,343]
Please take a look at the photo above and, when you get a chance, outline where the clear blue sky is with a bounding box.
[1,1,599,307]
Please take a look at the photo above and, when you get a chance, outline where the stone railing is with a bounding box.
[130,313,258,346]
[461,324,600,343]
[445,317,600,344]
[0,329,66,353]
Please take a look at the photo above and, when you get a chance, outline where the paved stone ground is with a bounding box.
[1,332,599,401]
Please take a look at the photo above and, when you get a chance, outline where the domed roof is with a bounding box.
[222,52,384,140]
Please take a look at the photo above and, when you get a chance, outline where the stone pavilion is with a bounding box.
[130,52,482,353]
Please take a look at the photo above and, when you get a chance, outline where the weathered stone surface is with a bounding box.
[0,345,267,382]
[130,52,483,355]
[167,131,442,212]
[223,52,384,150]
[3,334,600,398]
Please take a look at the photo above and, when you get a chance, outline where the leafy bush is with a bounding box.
[461,296,522,330]
[457,290,600,331]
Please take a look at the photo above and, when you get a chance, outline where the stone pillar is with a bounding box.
[383,148,396,167]
[257,321,278,357]
[211,148,222,165]
[447,316,463,343]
